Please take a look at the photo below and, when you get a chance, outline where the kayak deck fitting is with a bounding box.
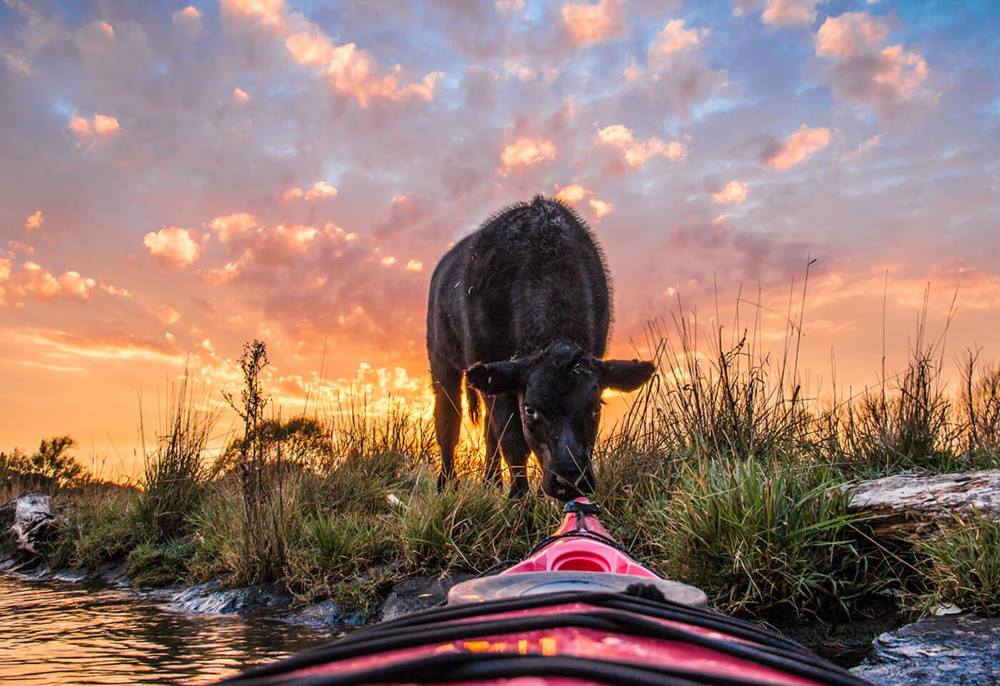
[222,498,870,686]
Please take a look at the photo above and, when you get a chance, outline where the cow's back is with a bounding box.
[427,196,611,371]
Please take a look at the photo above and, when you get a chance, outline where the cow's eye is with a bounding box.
[524,404,539,419]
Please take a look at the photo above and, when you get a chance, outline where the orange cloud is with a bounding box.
[500,137,558,173]
[405,259,424,272]
[561,0,624,46]
[713,180,749,205]
[69,113,120,141]
[815,12,888,59]
[208,213,258,243]
[284,24,443,106]
[0,261,102,305]
[283,181,339,201]
[873,45,928,99]
[815,13,930,114]
[595,124,688,168]
[762,0,818,28]
[19,329,186,363]
[554,183,613,220]
[588,197,614,220]
[233,87,250,103]
[25,210,42,231]
[761,125,830,171]
[555,183,589,204]
[649,19,708,59]
[143,226,201,267]
[221,0,286,27]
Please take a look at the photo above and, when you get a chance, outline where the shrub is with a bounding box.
[1,437,88,490]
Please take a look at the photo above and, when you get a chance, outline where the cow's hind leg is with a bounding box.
[483,395,504,487]
[492,394,530,497]
[432,366,462,490]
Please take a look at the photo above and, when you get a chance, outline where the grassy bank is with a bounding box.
[3,316,1000,631]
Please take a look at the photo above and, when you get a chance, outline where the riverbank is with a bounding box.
[3,327,1000,674]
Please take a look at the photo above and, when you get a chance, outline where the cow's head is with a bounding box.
[465,342,655,500]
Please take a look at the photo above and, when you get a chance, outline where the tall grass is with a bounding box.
[917,510,1000,615]
[655,455,886,618]
[137,376,216,541]
[960,350,1000,469]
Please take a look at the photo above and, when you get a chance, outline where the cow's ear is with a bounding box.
[465,360,524,395]
[598,359,655,392]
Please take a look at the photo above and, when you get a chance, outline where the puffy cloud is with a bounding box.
[221,0,286,27]
[815,12,888,59]
[282,181,339,201]
[405,259,424,272]
[68,113,120,141]
[815,12,931,114]
[283,18,443,106]
[208,213,259,243]
[713,180,749,205]
[500,137,558,173]
[555,183,590,204]
[305,181,338,200]
[553,184,613,220]
[561,0,625,45]
[761,125,831,171]
[588,197,614,220]
[233,87,251,103]
[649,19,707,58]
[595,124,687,168]
[629,19,726,116]
[25,210,43,231]
[762,0,818,28]
[143,227,201,267]
[0,261,103,304]
[380,256,398,267]
[172,6,203,38]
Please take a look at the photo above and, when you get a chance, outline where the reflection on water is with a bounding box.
[0,575,331,685]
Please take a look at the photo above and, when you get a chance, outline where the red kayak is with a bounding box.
[223,499,869,686]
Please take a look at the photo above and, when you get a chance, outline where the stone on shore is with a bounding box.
[851,614,1000,685]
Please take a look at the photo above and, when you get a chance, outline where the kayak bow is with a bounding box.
[221,498,870,686]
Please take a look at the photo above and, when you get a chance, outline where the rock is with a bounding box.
[845,469,1000,538]
[169,579,292,615]
[380,574,474,622]
[2,492,65,556]
[851,614,1000,686]
[283,599,365,629]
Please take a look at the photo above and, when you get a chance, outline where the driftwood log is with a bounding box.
[1,492,65,556]
[845,469,1000,538]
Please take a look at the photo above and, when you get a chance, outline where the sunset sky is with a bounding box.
[1,0,998,477]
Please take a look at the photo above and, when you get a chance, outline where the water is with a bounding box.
[0,575,332,685]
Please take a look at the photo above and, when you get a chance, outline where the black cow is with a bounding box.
[426,195,655,499]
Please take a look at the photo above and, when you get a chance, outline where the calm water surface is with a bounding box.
[0,575,332,685]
